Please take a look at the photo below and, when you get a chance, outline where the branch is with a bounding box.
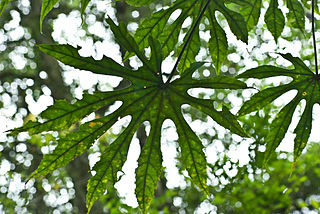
[165,0,211,84]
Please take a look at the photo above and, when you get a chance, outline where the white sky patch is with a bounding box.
[114,137,140,208]
[161,120,187,189]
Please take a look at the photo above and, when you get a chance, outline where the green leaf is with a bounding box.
[159,1,198,58]
[40,0,60,32]
[29,112,119,179]
[10,92,118,135]
[129,0,248,71]
[301,0,320,15]
[226,0,262,31]
[0,0,11,15]
[125,0,155,7]
[264,0,285,41]
[212,0,248,43]
[124,1,186,60]
[177,26,201,73]
[293,96,313,161]
[264,97,299,164]
[80,0,90,18]
[135,103,163,212]
[169,99,208,193]
[207,8,228,74]
[286,0,305,34]
[238,53,320,163]
[18,18,248,213]
[87,119,140,213]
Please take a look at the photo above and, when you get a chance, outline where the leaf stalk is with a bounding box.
[312,0,319,76]
[165,0,211,84]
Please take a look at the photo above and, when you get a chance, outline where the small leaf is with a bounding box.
[264,0,285,41]
[286,0,305,34]
[125,0,155,6]
[40,0,60,32]
[212,0,248,43]
[226,0,262,31]
[159,3,194,58]
[124,5,180,60]
[80,0,90,19]
[0,0,11,15]
[237,84,295,117]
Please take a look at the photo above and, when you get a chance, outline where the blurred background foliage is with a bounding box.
[0,0,320,213]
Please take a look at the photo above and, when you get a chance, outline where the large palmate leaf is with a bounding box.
[129,0,248,73]
[237,53,319,164]
[12,18,248,213]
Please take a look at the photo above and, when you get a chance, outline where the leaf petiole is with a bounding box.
[166,0,211,84]
[312,0,319,76]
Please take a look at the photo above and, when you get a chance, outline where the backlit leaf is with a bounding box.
[211,0,248,43]
[238,53,320,164]
[226,0,262,31]
[125,0,155,7]
[16,18,248,213]
[130,0,248,74]
[40,0,60,32]
[264,0,285,41]
[177,27,201,73]
[80,0,90,18]
[0,0,11,15]
[207,7,228,74]
[286,0,305,33]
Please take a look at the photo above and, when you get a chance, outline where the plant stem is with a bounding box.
[312,0,319,76]
[165,0,211,84]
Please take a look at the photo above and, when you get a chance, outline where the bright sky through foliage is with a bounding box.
[2,0,320,213]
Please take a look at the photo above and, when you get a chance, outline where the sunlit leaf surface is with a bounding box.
[0,0,11,15]
[238,53,319,164]
[13,18,248,213]
[129,0,248,73]
[264,0,285,41]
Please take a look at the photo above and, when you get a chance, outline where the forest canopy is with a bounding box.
[1,0,320,213]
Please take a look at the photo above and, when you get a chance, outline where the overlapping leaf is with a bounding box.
[226,0,262,31]
[125,0,155,6]
[14,17,248,213]
[40,0,92,29]
[0,0,92,30]
[40,0,60,31]
[0,0,11,15]
[237,53,319,164]
[286,0,305,34]
[264,0,285,41]
[130,0,248,73]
